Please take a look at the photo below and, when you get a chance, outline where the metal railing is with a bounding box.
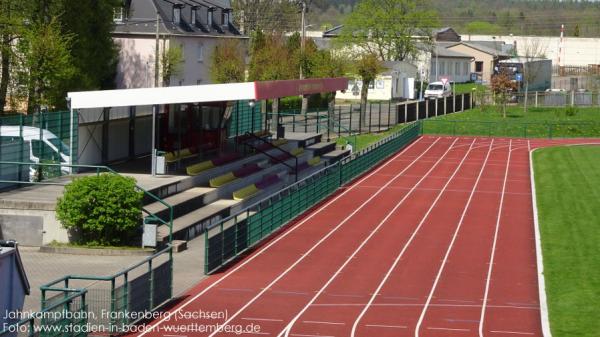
[0,289,88,337]
[241,132,299,182]
[0,162,174,246]
[204,122,421,274]
[39,246,173,335]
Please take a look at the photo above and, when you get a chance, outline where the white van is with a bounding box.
[0,126,71,181]
[424,81,452,99]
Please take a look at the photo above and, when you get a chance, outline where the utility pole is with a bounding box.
[154,11,160,88]
[300,0,309,116]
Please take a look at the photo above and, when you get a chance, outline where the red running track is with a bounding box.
[134,136,600,337]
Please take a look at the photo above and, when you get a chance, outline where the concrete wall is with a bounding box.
[466,34,600,67]
[0,209,67,246]
[447,44,495,84]
[0,248,27,331]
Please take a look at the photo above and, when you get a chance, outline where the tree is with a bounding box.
[210,39,246,83]
[338,0,439,62]
[355,53,383,127]
[464,21,502,36]
[491,71,517,118]
[521,39,547,114]
[56,174,143,246]
[0,0,28,114]
[160,42,184,87]
[16,17,75,113]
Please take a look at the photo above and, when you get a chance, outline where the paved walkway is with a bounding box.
[20,237,206,312]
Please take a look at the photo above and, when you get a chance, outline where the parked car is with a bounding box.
[424,82,452,99]
[0,126,71,181]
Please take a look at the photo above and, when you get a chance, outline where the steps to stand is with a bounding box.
[144,132,350,248]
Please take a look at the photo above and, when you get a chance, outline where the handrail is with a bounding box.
[242,133,299,182]
[270,111,358,148]
[0,161,174,244]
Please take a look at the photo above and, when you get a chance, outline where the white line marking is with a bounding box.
[280,138,470,337]
[349,139,479,337]
[206,138,448,337]
[479,140,513,337]
[242,318,284,322]
[137,136,431,337]
[529,140,553,337]
[163,335,187,337]
[490,330,535,335]
[302,320,345,326]
[365,324,407,329]
[427,327,470,332]
[415,139,495,337]
[311,303,539,310]
[290,334,335,337]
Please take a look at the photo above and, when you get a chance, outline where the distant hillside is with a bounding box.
[309,0,600,37]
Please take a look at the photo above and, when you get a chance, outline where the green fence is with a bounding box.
[37,246,173,336]
[204,122,421,274]
[228,101,264,138]
[0,290,88,337]
[0,111,78,187]
[422,119,600,139]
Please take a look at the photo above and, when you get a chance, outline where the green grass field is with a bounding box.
[533,146,600,337]
[423,106,600,138]
[336,123,410,151]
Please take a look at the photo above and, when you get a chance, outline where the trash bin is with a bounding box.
[277,124,285,139]
[142,216,159,248]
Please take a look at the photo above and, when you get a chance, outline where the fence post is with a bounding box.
[368,102,372,133]
[404,103,408,124]
[435,99,438,117]
[387,100,391,129]
[416,102,420,121]
[378,102,382,132]
[425,99,429,119]
[461,94,464,112]
[338,106,342,136]
[349,105,353,133]
[571,90,575,107]
[444,97,447,115]
[535,91,539,107]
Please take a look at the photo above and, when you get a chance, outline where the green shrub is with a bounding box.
[56,174,143,246]
[565,106,578,117]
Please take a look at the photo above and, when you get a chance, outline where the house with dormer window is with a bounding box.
[113,0,247,89]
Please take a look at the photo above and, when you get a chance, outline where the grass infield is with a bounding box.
[533,145,600,337]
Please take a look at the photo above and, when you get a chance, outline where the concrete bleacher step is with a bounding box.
[322,149,351,164]
[306,141,337,157]
[157,199,240,243]
[144,187,214,220]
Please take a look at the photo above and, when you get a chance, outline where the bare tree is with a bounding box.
[231,0,300,34]
[522,39,547,114]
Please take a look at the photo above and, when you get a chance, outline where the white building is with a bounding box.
[113,0,247,89]
[337,61,418,101]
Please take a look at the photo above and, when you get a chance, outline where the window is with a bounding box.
[197,43,204,62]
[191,8,197,26]
[223,11,229,26]
[368,81,375,89]
[173,6,181,24]
[475,61,483,72]
[113,7,124,22]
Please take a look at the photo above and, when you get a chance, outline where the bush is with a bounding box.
[565,106,578,117]
[56,174,143,246]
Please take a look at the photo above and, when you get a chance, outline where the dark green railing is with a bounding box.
[0,289,88,337]
[39,246,173,335]
[422,119,600,139]
[0,162,174,245]
[204,122,421,274]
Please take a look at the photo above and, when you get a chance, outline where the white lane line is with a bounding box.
[490,330,535,335]
[302,321,345,326]
[349,138,480,337]
[290,334,335,337]
[163,335,187,337]
[479,140,513,337]
[311,303,540,310]
[415,139,495,337]
[206,138,448,337]
[242,318,284,322]
[280,138,470,337]
[427,327,470,332]
[529,140,553,337]
[365,324,407,329]
[137,136,431,337]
